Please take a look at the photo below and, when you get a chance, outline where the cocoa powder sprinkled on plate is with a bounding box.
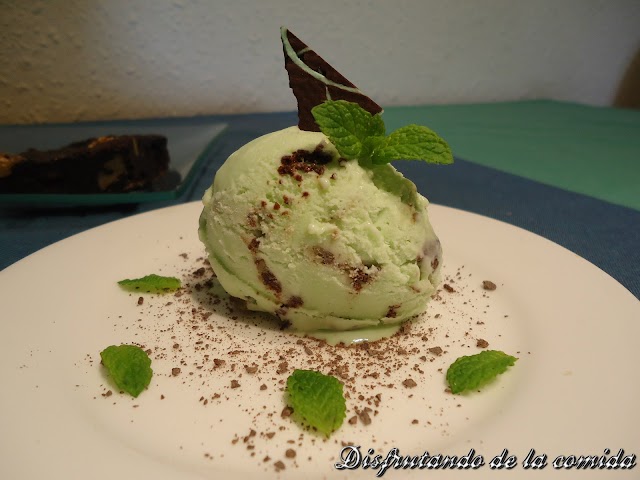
[91,243,510,473]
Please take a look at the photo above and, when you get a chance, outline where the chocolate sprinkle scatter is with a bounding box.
[87,242,514,474]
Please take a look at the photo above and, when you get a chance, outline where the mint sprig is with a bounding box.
[286,369,346,436]
[446,350,517,394]
[118,274,181,293]
[100,344,153,397]
[311,100,453,166]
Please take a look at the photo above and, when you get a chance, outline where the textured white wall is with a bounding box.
[1,0,639,124]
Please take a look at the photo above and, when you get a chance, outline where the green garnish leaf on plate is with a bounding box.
[446,350,517,394]
[100,344,153,398]
[286,369,346,436]
[117,274,181,293]
[311,100,453,166]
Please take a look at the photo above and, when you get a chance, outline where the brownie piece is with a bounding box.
[0,134,170,194]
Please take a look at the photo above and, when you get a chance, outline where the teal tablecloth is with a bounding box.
[385,100,640,211]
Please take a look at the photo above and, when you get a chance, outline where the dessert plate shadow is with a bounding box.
[0,202,638,479]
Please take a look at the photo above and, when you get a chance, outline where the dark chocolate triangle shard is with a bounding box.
[281,27,383,132]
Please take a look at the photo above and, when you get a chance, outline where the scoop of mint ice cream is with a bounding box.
[199,127,441,331]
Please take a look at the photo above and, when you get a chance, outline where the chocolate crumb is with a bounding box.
[171,367,181,376]
[311,246,335,265]
[443,284,455,293]
[356,408,372,425]
[348,416,358,425]
[403,379,417,388]
[482,280,497,291]
[248,238,260,253]
[137,296,143,305]
[213,358,225,368]
[428,347,443,356]
[285,448,296,458]
[385,304,400,318]
[285,296,304,308]
[281,406,293,418]
[476,338,489,348]
[260,384,267,390]
[231,380,240,389]
[274,460,286,471]
[276,361,289,374]
[349,268,371,291]
[254,259,282,294]
[278,145,332,178]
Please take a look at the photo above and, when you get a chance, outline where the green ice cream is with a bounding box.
[198,126,442,331]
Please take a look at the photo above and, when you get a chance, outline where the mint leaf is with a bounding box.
[118,274,181,293]
[361,134,386,162]
[100,345,153,397]
[311,100,384,160]
[446,350,517,394]
[286,369,346,436]
[371,125,453,165]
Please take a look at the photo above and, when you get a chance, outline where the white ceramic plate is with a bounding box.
[1,202,638,479]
